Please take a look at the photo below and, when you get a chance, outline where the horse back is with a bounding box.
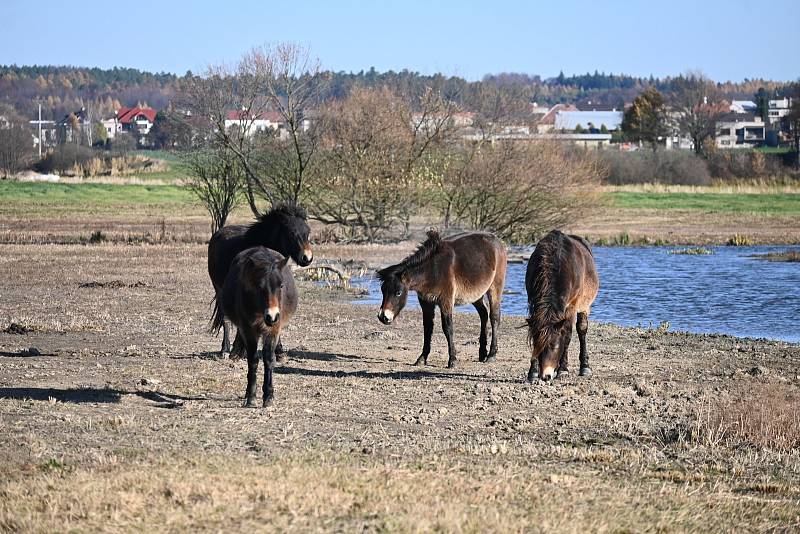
[208,225,249,291]
[447,232,506,303]
[564,234,598,314]
[526,231,598,319]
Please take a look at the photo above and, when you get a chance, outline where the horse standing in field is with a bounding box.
[377,230,507,368]
[525,230,599,382]
[208,204,312,357]
[214,247,297,407]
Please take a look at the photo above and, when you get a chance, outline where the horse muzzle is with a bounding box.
[264,307,280,326]
[297,246,313,266]
[378,309,394,325]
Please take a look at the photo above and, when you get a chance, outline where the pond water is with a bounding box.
[350,245,800,343]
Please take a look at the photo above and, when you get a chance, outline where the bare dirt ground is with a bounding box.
[1,241,799,532]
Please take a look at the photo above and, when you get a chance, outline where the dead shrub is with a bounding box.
[694,385,800,452]
[433,141,604,243]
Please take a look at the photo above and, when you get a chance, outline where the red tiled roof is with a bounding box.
[225,110,283,122]
[117,107,157,124]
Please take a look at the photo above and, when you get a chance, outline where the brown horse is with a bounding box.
[525,230,599,382]
[377,230,507,368]
[208,204,311,357]
[214,247,298,407]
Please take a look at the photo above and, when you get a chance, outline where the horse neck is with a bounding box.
[245,220,281,249]
[399,261,432,292]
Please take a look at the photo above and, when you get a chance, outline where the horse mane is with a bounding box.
[378,229,443,282]
[527,230,568,353]
[244,203,308,240]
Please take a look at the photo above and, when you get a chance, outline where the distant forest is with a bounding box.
[0,64,793,121]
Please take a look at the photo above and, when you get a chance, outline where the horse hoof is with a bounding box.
[262,397,274,408]
[447,359,458,369]
[219,351,231,360]
[243,398,256,408]
[483,354,497,364]
[579,367,593,377]
[556,369,569,379]
[413,356,427,366]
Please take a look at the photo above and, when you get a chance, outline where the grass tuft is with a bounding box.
[694,385,800,452]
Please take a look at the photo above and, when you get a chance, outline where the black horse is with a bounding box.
[208,204,311,357]
[214,247,298,407]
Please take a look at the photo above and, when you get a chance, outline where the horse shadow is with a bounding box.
[274,360,507,383]
[0,387,211,406]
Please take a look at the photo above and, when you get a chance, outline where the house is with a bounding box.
[554,110,623,132]
[536,104,578,133]
[767,97,792,125]
[56,107,93,145]
[101,116,122,140]
[224,110,285,137]
[730,100,757,114]
[117,106,158,137]
[715,113,765,148]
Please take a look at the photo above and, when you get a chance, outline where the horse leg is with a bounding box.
[243,332,259,407]
[440,304,458,368]
[230,331,245,360]
[414,300,435,366]
[557,319,574,379]
[486,288,501,362]
[262,333,278,407]
[220,317,231,355]
[275,339,287,363]
[473,297,489,362]
[577,312,592,377]
[526,358,538,383]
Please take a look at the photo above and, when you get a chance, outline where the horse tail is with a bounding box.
[210,294,224,335]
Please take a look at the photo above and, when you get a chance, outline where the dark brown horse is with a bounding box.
[525,230,599,382]
[377,230,507,368]
[214,247,298,407]
[208,204,311,357]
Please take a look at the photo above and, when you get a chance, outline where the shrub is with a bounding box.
[601,150,711,185]
[431,141,604,243]
[35,144,97,175]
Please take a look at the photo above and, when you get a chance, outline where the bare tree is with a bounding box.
[310,85,456,240]
[671,73,727,156]
[184,148,245,234]
[0,105,33,178]
[435,141,603,242]
[180,43,327,215]
[429,83,530,228]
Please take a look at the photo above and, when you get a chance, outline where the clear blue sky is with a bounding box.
[2,0,798,82]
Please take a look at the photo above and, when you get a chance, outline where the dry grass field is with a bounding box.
[1,238,799,532]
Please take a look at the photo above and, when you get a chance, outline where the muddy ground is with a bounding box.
[1,242,799,532]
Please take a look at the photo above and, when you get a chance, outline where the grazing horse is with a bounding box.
[525,230,599,382]
[377,230,507,368]
[208,204,311,357]
[214,247,297,407]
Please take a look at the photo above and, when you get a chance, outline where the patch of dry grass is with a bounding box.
[694,385,800,452]
[1,451,799,533]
